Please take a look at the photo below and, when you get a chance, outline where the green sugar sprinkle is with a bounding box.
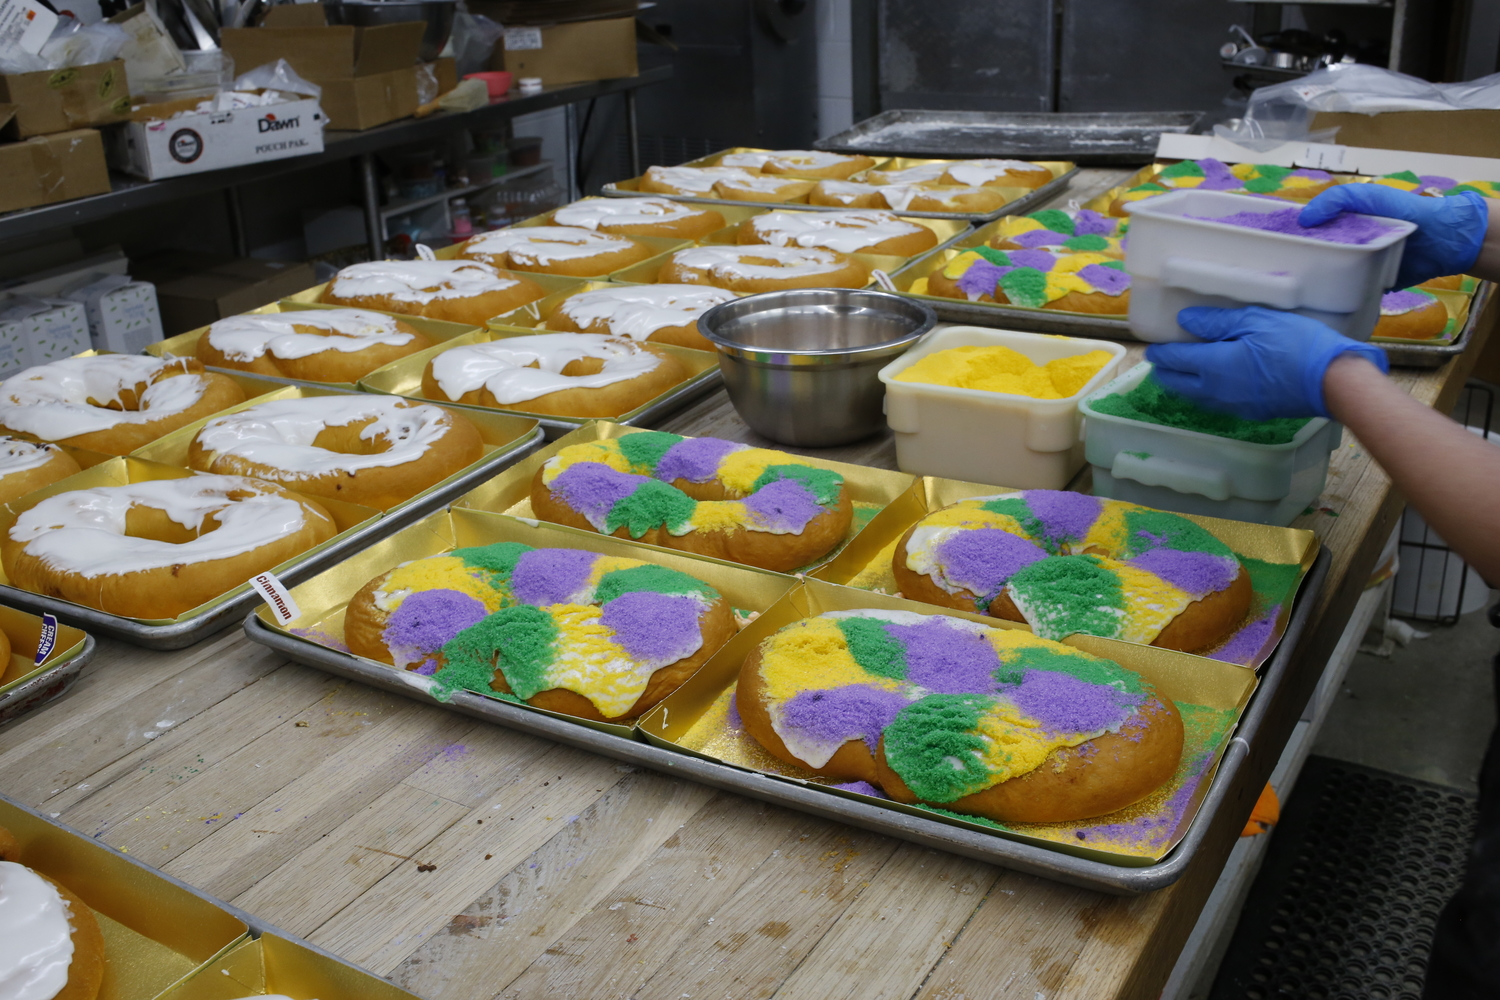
[1006,554,1124,640]
[1249,164,1293,182]
[617,431,683,473]
[1130,182,1167,194]
[752,464,844,506]
[595,563,718,605]
[453,541,533,577]
[1242,177,1281,194]
[1091,375,1309,444]
[992,642,1144,694]
[884,694,996,803]
[997,266,1049,308]
[1122,508,1233,560]
[605,480,697,538]
[981,495,1052,552]
[437,604,557,701]
[1100,259,1126,272]
[1383,170,1421,184]
[1063,233,1109,252]
[974,245,1012,267]
[1241,555,1302,605]
[1158,160,1205,180]
[836,616,908,681]
[1028,209,1075,235]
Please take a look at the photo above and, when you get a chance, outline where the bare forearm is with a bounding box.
[1474,200,1500,283]
[1324,354,1500,583]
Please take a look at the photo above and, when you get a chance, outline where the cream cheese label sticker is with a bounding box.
[250,571,301,625]
[33,613,57,665]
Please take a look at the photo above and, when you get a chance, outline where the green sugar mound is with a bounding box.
[836,616,908,681]
[992,642,1144,694]
[997,267,1049,308]
[1063,233,1110,252]
[617,431,684,473]
[1091,375,1309,445]
[1241,555,1302,604]
[1383,170,1421,184]
[979,496,1051,552]
[1006,554,1124,640]
[974,245,1012,267]
[1158,160,1206,180]
[595,563,718,605]
[1027,209,1075,235]
[605,479,697,538]
[752,464,844,506]
[884,694,996,803]
[1129,182,1167,195]
[453,541,533,577]
[437,604,557,701]
[1122,508,1233,560]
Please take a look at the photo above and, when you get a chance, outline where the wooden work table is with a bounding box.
[0,169,1492,1000]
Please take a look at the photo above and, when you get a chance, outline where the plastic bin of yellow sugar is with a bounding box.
[878,326,1126,488]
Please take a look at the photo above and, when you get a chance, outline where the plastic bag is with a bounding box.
[232,58,322,99]
[416,62,438,105]
[451,9,505,78]
[0,16,128,73]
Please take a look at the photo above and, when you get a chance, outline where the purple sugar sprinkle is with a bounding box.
[1013,230,1069,249]
[1074,210,1114,237]
[781,684,909,751]
[600,591,703,663]
[956,260,1009,298]
[383,589,487,664]
[726,691,742,730]
[742,477,822,533]
[1420,174,1456,190]
[550,462,650,525]
[655,437,743,483]
[1190,207,1394,245]
[1009,248,1059,271]
[934,528,1048,598]
[1007,668,1142,733]
[414,658,440,675]
[1209,605,1280,664]
[1289,168,1332,181]
[1027,490,1101,546]
[1084,747,1214,850]
[1198,159,1240,191]
[1127,549,1240,598]
[886,618,1000,694]
[511,548,598,605]
[1078,263,1130,295]
[1382,289,1435,313]
[833,780,888,799]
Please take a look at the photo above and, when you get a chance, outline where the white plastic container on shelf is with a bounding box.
[1079,362,1341,526]
[1124,189,1415,343]
[878,326,1127,489]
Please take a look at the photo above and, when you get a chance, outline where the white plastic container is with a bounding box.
[1124,189,1415,343]
[879,325,1127,489]
[1079,362,1340,526]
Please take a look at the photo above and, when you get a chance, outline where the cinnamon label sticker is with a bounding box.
[250,571,301,626]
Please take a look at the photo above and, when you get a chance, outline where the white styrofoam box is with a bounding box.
[1124,189,1415,343]
[1080,362,1341,526]
[20,300,92,364]
[0,321,26,380]
[62,275,163,354]
[878,326,1127,490]
[106,97,325,180]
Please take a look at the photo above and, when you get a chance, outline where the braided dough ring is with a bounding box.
[551,197,726,239]
[422,334,687,417]
[320,260,546,327]
[188,395,484,510]
[927,249,1131,314]
[195,309,433,382]
[0,825,104,1000]
[658,245,870,292]
[542,284,737,351]
[0,356,245,456]
[2,475,338,619]
[531,431,852,572]
[0,438,81,507]
[639,165,758,195]
[344,542,735,722]
[458,226,655,277]
[737,609,1184,824]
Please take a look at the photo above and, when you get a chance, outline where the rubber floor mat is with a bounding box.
[1209,755,1478,1000]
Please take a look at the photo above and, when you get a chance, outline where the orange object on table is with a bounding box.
[1241,782,1282,836]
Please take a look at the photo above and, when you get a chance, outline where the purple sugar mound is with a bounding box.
[510,548,596,606]
[600,590,704,663]
[1190,206,1395,245]
[886,618,1000,695]
[655,437,742,484]
[934,528,1047,598]
[781,684,909,751]
[1007,668,1143,733]
[383,589,487,664]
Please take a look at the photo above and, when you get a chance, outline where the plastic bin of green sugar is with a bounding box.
[1079,362,1341,526]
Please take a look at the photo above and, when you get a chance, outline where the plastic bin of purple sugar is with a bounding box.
[1121,188,1416,344]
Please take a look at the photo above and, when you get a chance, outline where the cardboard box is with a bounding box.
[497,17,638,86]
[60,274,163,354]
[1155,132,1500,185]
[134,254,317,335]
[0,59,131,138]
[0,124,111,214]
[1310,109,1500,161]
[0,296,91,365]
[222,7,423,130]
[432,56,457,94]
[106,96,325,180]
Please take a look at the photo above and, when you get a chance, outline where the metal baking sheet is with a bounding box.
[1379,281,1491,369]
[815,111,1205,164]
[243,546,1329,895]
[0,636,94,727]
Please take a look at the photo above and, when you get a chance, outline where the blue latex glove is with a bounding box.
[1299,186,1489,289]
[1145,306,1388,420]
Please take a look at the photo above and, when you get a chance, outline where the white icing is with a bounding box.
[0,862,74,1000]
[0,356,209,442]
[553,198,703,230]
[206,309,414,362]
[0,438,62,477]
[943,159,1046,186]
[429,334,663,404]
[814,180,990,212]
[9,475,311,577]
[642,166,756,194]
[749,210,923,253]
[461,226,638,267]
[721,150,858,172]
[554,285,736,340]
[714,174,808,195]
[814,180,884,206]
[327,260,519,305]
[194,396,455,478]
[668,245,850,283]
[868,164,949,185]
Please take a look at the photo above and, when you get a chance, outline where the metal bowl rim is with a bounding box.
[699,290,937,358]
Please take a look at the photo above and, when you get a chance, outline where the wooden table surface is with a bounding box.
[2,170,1492,1000]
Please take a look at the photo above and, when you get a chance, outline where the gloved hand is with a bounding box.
[1145,306,1388,420]
[1299,186,1489,289]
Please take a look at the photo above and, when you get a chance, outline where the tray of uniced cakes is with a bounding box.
[601,146,1078,224]
[0,791,430,1000]
[242,418,1328,893]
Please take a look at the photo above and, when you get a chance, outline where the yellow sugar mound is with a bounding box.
[893,345,1113,399]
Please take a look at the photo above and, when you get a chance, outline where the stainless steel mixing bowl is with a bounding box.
[323,0,457,62]
[698,288,936,447]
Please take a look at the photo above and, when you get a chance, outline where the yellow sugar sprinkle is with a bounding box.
[542,440,638,484]
[1103,558,1194,644]
[994,216,1045,237]
[893,345,1113,400]
[758,617,904,704]
[584,554,643,589]
[545,604,650,717]
[717,448,797,496]
[380,556,509,613]
[687,499,750,534]
[1081,503,1132,552]
[972,705,1061,780]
